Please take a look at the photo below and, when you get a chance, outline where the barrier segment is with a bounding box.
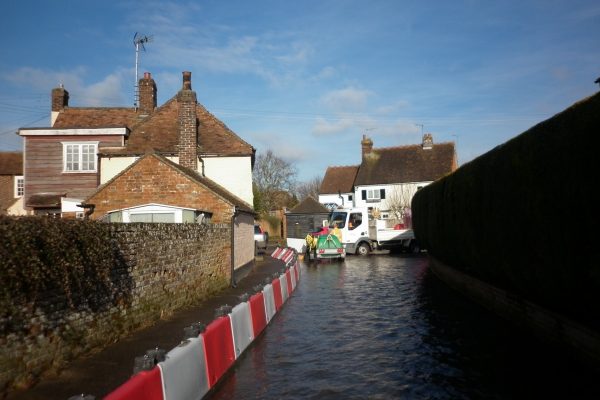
[249,292,267,337]
[279,274,289,304]
[202,316,235,388]
[271,247,283,258]
[104,367,164,400]
[230,302,254,359]
[271,277,283,312]
[263,283,276,323]
[290,265,297,291]
[285,269,293,295]
[158,337,209,400]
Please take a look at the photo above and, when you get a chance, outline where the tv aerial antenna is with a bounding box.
[133,32,153,107]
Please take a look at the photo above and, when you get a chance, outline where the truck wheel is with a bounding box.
[356,242,370,256]
[409,240,420,254]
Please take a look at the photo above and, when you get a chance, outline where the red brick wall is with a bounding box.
[88,155,234,223]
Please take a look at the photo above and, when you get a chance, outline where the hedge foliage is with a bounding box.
[0,217,127,325]
[412,92,600,330]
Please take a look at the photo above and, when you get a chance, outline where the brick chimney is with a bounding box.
[361,134,373,160]
[422,133,433,150]
[177,71,198,170]
[138,72,157,115]
[51,85,69,126]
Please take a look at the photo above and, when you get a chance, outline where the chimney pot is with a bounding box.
[422,133,434,150]
[361,134,373,160]
[182,71,192,90]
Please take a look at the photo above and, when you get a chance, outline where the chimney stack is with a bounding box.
[177,71,198,170]
[52,85,69,112]
[422,133,433,150]
[138,72,157,115]
[361,134,373,160]
[51,85,69,126]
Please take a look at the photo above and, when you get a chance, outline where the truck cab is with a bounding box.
[329,208,372,255]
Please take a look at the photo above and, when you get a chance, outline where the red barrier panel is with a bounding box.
[202,316,235,388]
[285,269,293,295]
[272,277,283,311]
[104,367,164,400]
[294,262,299,282]
[248,292,267,337]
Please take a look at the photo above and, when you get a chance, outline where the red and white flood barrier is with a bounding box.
[104,248,300,400]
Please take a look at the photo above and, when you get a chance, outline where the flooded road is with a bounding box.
[212,254,599,399]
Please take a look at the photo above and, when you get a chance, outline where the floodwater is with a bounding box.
[211,254,599,399]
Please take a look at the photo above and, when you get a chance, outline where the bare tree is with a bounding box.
[295,175,322,201]
[253,149,297,213]
[386,184,418,226]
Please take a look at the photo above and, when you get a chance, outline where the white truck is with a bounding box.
[328,207,420,255]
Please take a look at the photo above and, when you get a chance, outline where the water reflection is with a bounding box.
[211,255,599,399]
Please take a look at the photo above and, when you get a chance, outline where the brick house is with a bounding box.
[319,134,457,226]
[18,71,255,215]
[0,152,27,215]
[85,152,255,269]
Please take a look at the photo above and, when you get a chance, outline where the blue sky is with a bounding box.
[1,1,599,182]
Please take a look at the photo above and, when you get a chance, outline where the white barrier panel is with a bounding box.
[158,337,209,400]
[263,283,276,323]
[290,265,297,291]
[279,274,289,303]
[229,302,254,359]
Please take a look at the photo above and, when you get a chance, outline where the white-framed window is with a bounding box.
[367,189,381,201]
[62,142,98,172]
[14,175,24,197]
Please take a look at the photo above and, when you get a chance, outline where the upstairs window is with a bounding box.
[14,176,24,197]
[63,142,98,172]
[362,188,386,202]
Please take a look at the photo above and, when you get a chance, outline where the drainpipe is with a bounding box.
[230,206,239,288]
[338,190,344,207]
[77,203,95,220]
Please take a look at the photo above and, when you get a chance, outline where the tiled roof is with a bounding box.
[55,96,254,157]
[0,152,23,175]
[53,108,137,128]
[27,193,64,208]
[288,196,330,214]
[354,142,456,186]
[319,165,359,194]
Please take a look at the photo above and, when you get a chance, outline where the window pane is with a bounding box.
[130,213,153,222]
[153,213,175,223]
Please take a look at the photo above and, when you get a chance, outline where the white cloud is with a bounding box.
[312,117,356,136]
[4,66,129,106]
[320,87,372,112]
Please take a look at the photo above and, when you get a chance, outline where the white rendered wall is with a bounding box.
[318,193,353,208]
[202,156,253,206]
[100,156,179,184]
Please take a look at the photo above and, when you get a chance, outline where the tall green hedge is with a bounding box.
[0,217,127,331]
[412,92,600,330]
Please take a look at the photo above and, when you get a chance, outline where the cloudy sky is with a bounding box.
[1,1,598,182]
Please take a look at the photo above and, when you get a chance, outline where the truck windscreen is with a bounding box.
[329,212,347,229]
